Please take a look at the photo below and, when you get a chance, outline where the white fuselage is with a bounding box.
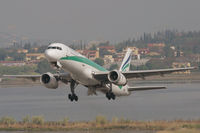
[45,43,130,96]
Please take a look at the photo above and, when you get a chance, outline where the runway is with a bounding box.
[0,82,200,121]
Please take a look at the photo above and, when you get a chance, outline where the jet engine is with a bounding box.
[108,70,127,86]
[40,72,58,89]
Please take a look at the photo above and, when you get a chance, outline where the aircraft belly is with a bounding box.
[61,60,100,86]
[111,84,130,96]
[97,84,130,96]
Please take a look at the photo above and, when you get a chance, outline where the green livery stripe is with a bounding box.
[60,56,107,71]
[122,63,129,71]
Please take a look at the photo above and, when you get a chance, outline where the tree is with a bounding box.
[163,46,174,57]
[94,58,104,66]
[35,59,55,74]
[0,48,7,60]
[109,64,118,70]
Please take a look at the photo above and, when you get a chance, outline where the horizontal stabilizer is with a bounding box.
[128,86,166,91]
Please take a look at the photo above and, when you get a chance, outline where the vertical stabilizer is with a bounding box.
[119,48,132,72]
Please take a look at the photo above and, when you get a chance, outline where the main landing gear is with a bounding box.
[68,80,78,102]
[106,83,116,100]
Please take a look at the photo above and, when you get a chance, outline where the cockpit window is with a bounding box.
[57,47,62,50]
[47,46,62,50]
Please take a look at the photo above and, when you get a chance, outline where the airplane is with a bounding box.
[3,43,195,102]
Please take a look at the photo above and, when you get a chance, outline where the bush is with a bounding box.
[62,117,69,126]
[111,117,119,124]
[22,115,30,124]
[95,115,107,125]
[0,116,16,125]
[31,116,44,125]
[119,117,132,124]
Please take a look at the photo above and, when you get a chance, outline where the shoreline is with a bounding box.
[0,117,200,132]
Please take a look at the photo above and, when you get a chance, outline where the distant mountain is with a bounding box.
[0,32,53,47]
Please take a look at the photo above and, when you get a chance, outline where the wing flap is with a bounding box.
[128,86,166,91]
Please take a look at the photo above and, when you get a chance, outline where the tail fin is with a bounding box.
[119,48,132,72]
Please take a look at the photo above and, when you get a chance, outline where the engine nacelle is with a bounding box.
[40,72,58,89]
[108,70,127,86]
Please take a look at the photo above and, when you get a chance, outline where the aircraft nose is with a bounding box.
[45,49,57,62]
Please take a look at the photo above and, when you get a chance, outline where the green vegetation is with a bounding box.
[0,59,56,75]
[0,65,37,75]
[157,129,200,133]
[35,59,55,74]
[0,116,16,125]
[31,116,44,125]
[94,58,104,66]
[109,64,118,70]
[62,117,69,126]
[22,115,30,124]
[95,115,107,125]
[0,116,199,132]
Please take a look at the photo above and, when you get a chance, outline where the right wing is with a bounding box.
[93,67,195,82]
[128,86,166,91]
[122,67,195,79]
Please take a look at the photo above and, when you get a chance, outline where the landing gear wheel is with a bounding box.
[68,94,78,102]
[74,95,78,101]
[68,94,73,101]
[106,82,116,100]
[111,93,116,100]
[106,92,116,100]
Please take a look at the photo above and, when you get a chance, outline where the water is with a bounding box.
[0,82,200,122]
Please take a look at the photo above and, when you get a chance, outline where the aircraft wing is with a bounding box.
[128,86,166,91]
[3,75,41,81]
[93,67,195,81]
[122,67,195,79]
[3,72,72,82]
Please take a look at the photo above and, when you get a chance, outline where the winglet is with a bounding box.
[119,48,132,72]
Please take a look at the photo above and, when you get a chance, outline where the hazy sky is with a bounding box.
[0,0,200,43]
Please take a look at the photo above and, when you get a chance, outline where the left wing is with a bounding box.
[3,75,41,81]
[3,72,72,83]
[93,67,195,82]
